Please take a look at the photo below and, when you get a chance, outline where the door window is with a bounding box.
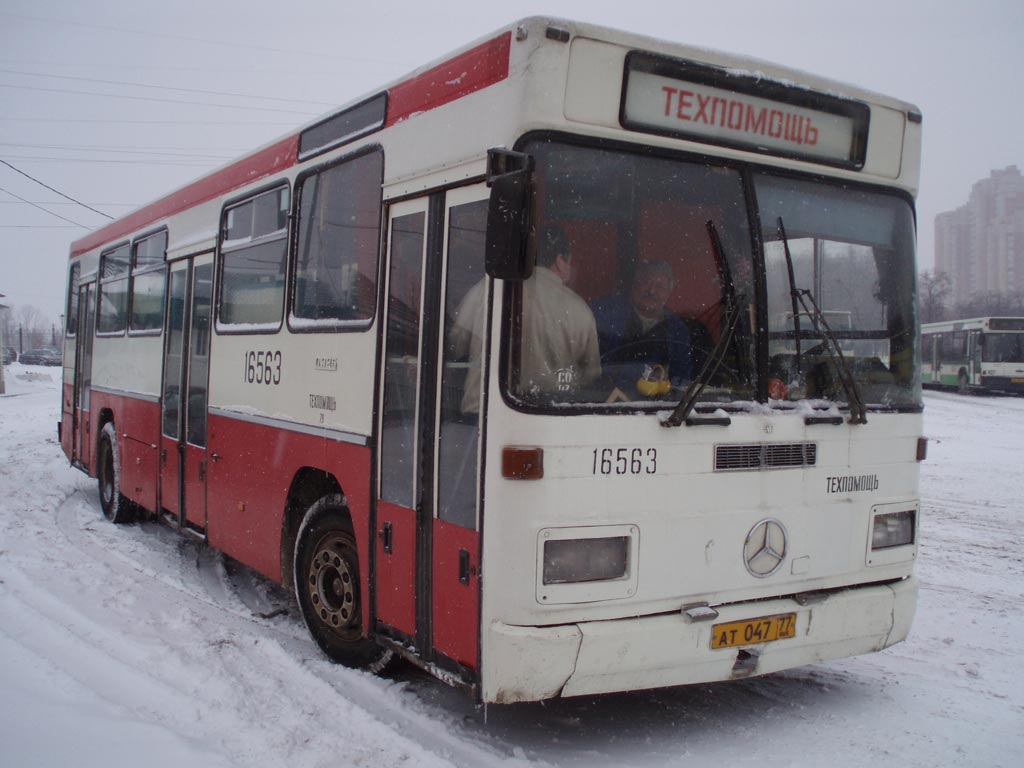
[186,263,213,446]
[437,199,488,528]
[162,270,187,439]
[379,212,426,508]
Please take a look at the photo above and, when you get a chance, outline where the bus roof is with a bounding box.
[922,317,1024,333]
[69,16,921,260]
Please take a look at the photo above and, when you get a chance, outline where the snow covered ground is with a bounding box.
[1,365,1021,767]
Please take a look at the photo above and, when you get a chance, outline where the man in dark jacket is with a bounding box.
[591,260,691,395]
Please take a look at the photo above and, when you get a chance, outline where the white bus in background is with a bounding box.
[60,16,925,705]
[921,317,1024,393]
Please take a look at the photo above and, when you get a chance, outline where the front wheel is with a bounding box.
[293,495,392,671]
[97,422,134,524]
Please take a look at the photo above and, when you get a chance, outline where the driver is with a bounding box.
[591,260,692,393]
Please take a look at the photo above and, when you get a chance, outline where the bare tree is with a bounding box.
[918,270,952,323]
[13,305,51,351]
[953,290,1024,319]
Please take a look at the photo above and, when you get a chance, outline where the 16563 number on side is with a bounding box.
[244,350,282,385]
[592,447,657,476]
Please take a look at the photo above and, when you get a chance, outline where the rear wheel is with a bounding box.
[97,422,134,524]
[294,495,392,671]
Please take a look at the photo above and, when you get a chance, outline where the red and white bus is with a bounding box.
[60,17,925,704]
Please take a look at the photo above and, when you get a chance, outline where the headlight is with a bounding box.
[542,536,628,584]
[871,510,915,549]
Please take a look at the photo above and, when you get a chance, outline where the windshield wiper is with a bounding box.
[779,219,803,367]
[776,217,867,425]
[662,221,743,428]
[662,307,741,427]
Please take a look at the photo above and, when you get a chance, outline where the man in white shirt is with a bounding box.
[450,228,600,412]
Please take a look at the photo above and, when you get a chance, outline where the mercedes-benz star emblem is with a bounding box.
[744,519,787,577]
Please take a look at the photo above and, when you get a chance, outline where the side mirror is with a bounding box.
[485,148,533,280]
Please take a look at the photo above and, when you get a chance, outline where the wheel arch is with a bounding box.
[96,412,135,524]
[280,467,345,592]
[95,407,115,458]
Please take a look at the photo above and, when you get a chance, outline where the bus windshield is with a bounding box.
[759,173,920,409]
[985,333,1024,363]
[504,138,920,411]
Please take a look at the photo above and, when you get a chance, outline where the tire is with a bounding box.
[293,495,392,671]
[97,422,135,524]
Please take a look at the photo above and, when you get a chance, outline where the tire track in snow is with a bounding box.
[49,484,532,767]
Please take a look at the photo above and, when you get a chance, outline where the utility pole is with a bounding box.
[0,294,8,395]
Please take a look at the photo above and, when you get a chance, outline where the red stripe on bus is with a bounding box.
[69,32,510,259]
[70,134,299,258]
[385,32,511,127]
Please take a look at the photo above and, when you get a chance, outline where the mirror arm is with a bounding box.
[484,148,534,281]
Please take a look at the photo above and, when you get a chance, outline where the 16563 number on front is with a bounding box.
[592,447,657,476]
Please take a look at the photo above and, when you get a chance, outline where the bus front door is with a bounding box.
[72,282,95,468]
[971,331,983,384]
[159,254,213,531]
[376,187,488,673]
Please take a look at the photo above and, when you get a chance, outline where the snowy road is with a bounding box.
[1,367,1021,767]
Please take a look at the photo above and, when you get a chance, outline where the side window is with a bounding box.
[437,199,488,529]
[97,243,131,335]
[66,262,80,337]
[186,263,214,446]
[379,211,426,508]
[942,331,954,360]
[953,331,967,357]
[292,149,383,329]
[217,186,289,331]
[130,231,167,333]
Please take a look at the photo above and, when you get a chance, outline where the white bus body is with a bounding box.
[921,317,1024,394]
[61,17,925,704]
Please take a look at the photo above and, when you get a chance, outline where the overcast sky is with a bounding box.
[1,0,1021,325]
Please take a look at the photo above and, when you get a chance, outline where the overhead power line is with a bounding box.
[0,224,82,229]
[0,82,321,115]
[3,155,214,167]
[0,11,403,67]
[0,68,337,107]
[0,159,113,219]
[0,141,236,160]
[0,185,88,228]
[0,117,297,126]
[0,200,136,206]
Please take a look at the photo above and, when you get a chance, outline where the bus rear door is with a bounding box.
[72,282,95,468]
[160,254,214,531]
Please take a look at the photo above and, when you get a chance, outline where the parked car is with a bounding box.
[19,348,62,366]
[1,346,15,365]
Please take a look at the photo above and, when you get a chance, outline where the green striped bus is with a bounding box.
[922,317,1024,393]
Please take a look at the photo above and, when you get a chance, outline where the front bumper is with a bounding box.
[482,577,916,704]
[980,376,1024,393]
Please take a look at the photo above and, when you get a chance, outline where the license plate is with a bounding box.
[711,613,796,649]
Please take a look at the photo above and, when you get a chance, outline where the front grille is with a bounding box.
[715,442,817,471]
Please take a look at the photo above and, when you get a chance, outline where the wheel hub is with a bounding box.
[307,535,357,631]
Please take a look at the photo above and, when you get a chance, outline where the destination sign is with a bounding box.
[622,53,870,169]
